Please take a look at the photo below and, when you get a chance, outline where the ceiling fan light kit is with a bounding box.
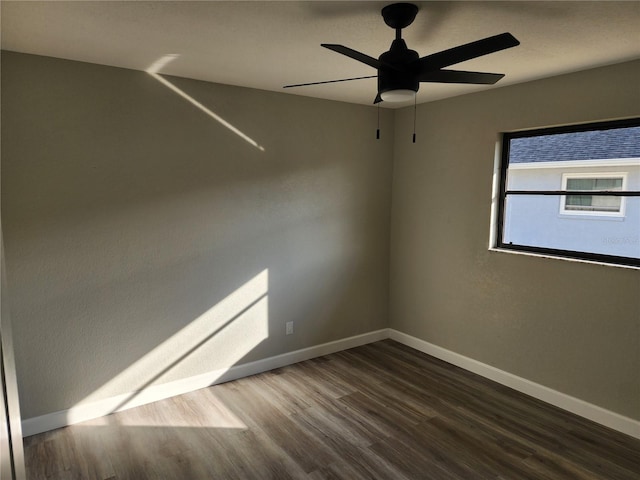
[284,2,520,139]
[380,89,416,102]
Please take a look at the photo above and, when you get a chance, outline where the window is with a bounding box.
[560,173,626,216]
[495,118,640,267]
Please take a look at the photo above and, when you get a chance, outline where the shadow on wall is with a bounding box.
[1,51,391,422]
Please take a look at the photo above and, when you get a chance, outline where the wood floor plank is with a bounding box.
[23,340,640,479]
[216,377,340,473]
[324,446,414,480]
[289,360,356,399]
[419,416,550,480]
[368,433,473,480]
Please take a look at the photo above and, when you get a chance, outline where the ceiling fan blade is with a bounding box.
[374,93,383,104]
[420,70,505,84]
[414,33,520,72]
[321,44,382,70]
[283,75,377,89]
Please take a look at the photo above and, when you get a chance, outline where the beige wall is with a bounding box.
[1,52,394,419]
[391,60,640,420]
[3,50,639,424]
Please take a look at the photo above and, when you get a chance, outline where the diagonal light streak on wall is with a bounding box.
[147,54,265,151]
[66,269,270,429]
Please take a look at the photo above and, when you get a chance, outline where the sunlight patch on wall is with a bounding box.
[147,54,265,151]
[68,269,269,428]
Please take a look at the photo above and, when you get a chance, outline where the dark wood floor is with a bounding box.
[24,340,640,479]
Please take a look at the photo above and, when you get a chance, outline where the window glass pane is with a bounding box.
[590,195,621,211]
[567,178,623,191]
[508,126,640,165]
[502,194,639,258]
[594,178,622,190]
[566,178,594,190]
[500,121,640,265]
[565,194,592,207]
[565,196,621,212]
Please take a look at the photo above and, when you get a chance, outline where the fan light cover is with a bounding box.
[380,89,416,102]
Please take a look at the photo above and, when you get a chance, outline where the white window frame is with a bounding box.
[495,117,640,268]
[559,172,627,218]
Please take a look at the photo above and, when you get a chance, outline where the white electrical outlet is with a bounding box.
[286,321,294,335]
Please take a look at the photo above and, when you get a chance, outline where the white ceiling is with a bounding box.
[2,1,639,108]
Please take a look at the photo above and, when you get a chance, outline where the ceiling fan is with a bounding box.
[284,2,520,105]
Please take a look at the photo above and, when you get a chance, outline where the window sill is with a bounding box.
[488,247,640,270]
[558,213,625,221]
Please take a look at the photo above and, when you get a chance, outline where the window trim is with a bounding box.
[495,117,640,268]
[559,172,627,218]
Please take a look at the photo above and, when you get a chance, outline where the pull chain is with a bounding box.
[412,94,417,143]
[376,103,380,140]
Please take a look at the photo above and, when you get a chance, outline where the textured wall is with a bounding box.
[390,60,640,420]
[4,51,639,424]
[1,52,394,418]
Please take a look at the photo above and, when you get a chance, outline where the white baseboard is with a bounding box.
[22,328,388,437]
[388,329,640,439]
[23,327,639,440]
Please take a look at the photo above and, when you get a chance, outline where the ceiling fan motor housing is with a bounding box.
[378,39,420,95]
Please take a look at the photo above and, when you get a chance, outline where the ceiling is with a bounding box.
[2,1,639,108]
